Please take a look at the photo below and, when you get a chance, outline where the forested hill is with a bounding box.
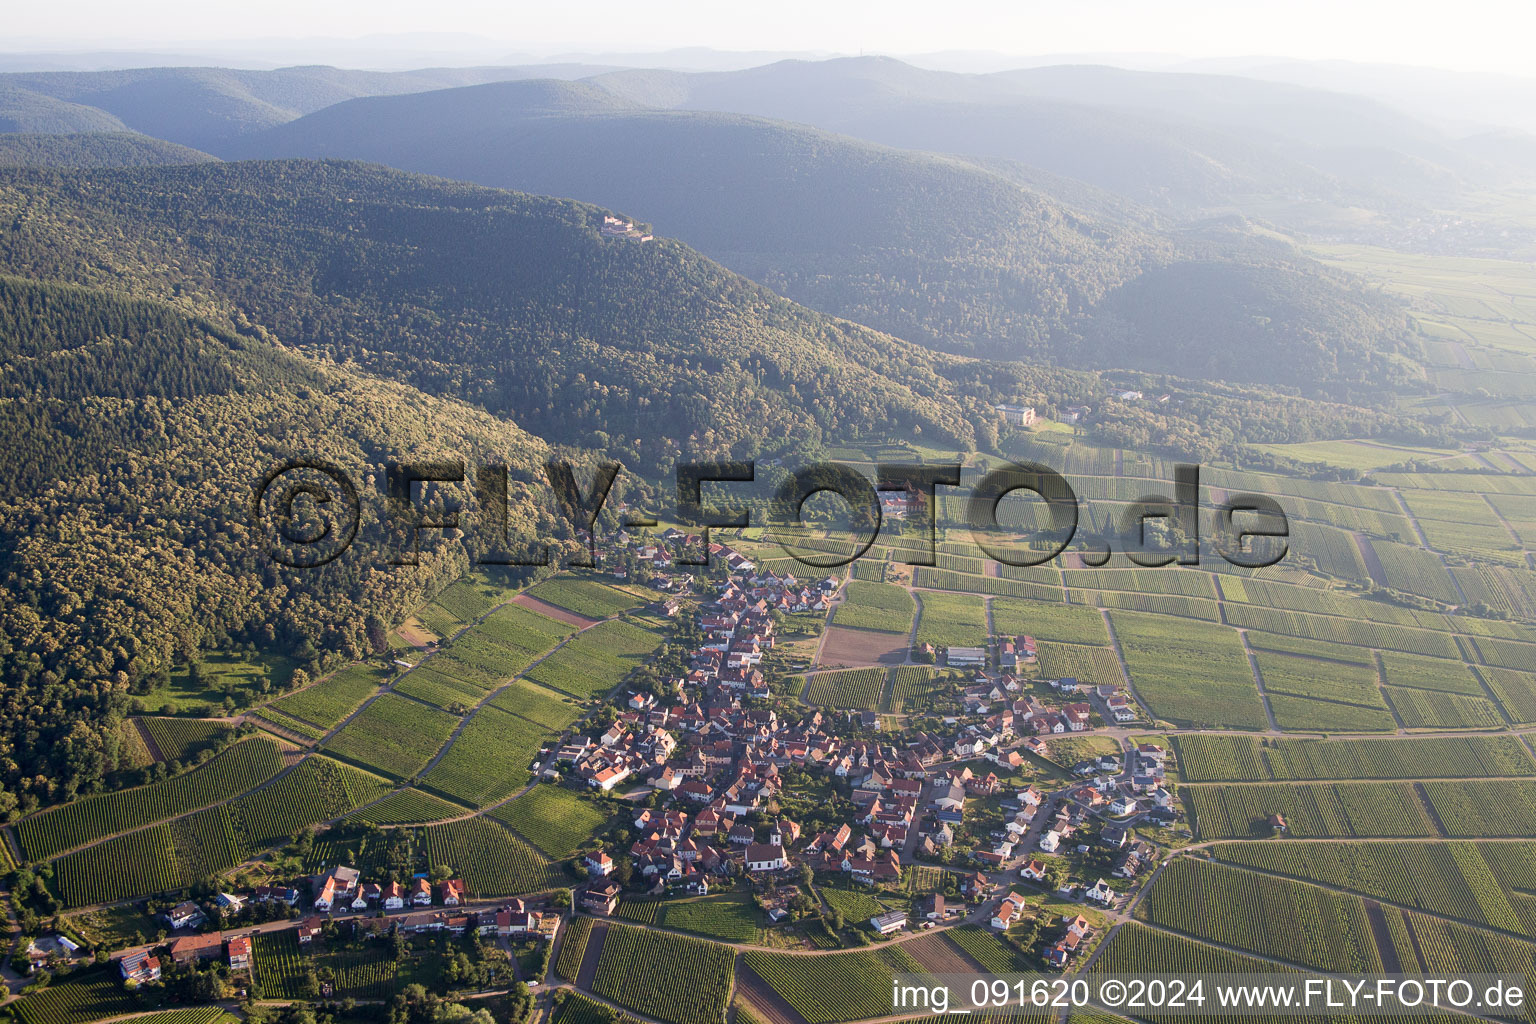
[230,82,1420,396]
[0,274,564,810]
[0,131,216,167]
[0,160,985,466]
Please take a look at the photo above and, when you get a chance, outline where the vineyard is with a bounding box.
[490,676,583,731]
[324,692,459,779]
[421,704,545,806]
[1036,642,1126,688]
[394,667,485,712]
[830,580,916,634]
[591,924,735,1024]
[990,597,1106,645]
[1140,859,1382,973]
[420,815,565,895]
[1421,781,1536,837]
[345,788,466,825]
[1210,841,1528,935]
[491,784,609,856]
[886,666,947,712]
[1183,781,1439,839]
[1251,649,1385,707]
[945,926,1030,974]
[229,756,393,850]
[265,664,388,730]
[912,566,1065,603]
[526,577,642,619]
[614,892,762,942]
[137,717,232,762]
[1106,611,1267,730]
[18,737,284,861]
[1385,686,1505,730]
[740,946,927,1024]
[9,968,141,1024]
[525,619,661,699]
[802,668,886,709]
[1175,734,1536,782]
[555,915,593,981]
[913,591,989,648]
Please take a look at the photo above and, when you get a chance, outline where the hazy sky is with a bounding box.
[8,0,1536,75]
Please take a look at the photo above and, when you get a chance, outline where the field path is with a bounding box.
[1235,629,1280,732]
[1098,609,1154,724]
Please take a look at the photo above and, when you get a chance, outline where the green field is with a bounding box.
[420,815,565,895]
[592,924,736,1024]
[324,692,459,779]
[526,576,643,619]
[740,946,928,1024]
[420,704,546,806]
[1183,781,1439,839]
[265,664,389,729]
[1140,859,1381,973]
[830,580,917,634]
[18,737,284,861]
[616,892,764,942]
[525,619,662,699]
[913,591,988,648]
[802,668,887,709]
[1108,611,1266,729]
[990,597,1107,644]
[491,783,611,856]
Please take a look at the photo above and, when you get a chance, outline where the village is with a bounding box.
[62,522,1189,997]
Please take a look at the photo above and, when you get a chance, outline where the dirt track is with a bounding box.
[512,593,601,629]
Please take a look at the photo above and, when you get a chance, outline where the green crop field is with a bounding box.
[266,664,389,729]
[1267,693,1397,732]
[555,916,593,981]
[831,580,917,634]
[420,815,565,895]
[491,783,610,856]
[990,597,1107,645]
[344,788,466,825]
[421,704,546,806]
[1183,781,1439,839]
[1095,922,1292,979]
[1211,841,1528,936]
[1252,648,1384,706]
[741,945,928,1024]
[324,692,459,779]
[913,566,1065,603]
[913,591,988,648]
[1036,642,1126,688]
[489,677,583,731]
[803,668,886,709]
[616,892,763,942]
[1421,781,1536,837]
[137,717,233,762]
[1141,859,1381,973]
[1107,612,1266,729]
[818,880,887,920]
[526,577,642,619]
[1386,687,1505,730]
[887,666,948,712]
[9,968,140,1024]
[1179,734,1536,781]
[945,926,1031,974]
[18,737,283,861]
[526,619,662,699]
[1378,652,1486,694]
[592,924,735,1024]
[229,755,392,851]
[392,665,485,711]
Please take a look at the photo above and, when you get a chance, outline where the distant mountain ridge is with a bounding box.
[228,79,1419,396]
